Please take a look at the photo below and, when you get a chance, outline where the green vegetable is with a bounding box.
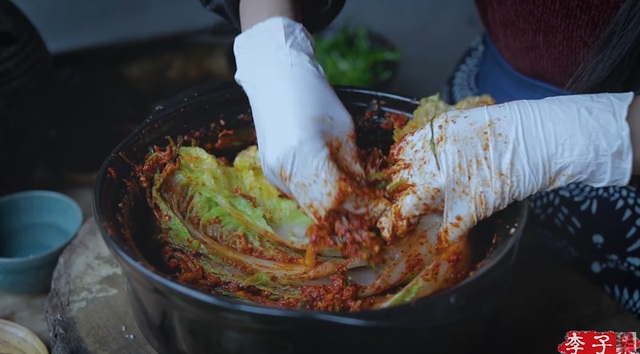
[139,92,491,310]
[314,26,400,87]
[143,145,364,306]
[152,146,316,268]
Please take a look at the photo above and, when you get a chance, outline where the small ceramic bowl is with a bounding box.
[0,319,48,354]
[0,190,83,294]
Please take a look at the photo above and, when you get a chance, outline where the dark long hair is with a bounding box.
[566,0,640,94]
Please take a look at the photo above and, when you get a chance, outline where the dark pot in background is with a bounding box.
[0,0,53,195]
[43,25,236,186]
[93,83,527,354]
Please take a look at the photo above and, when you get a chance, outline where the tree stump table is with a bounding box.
[46,218,155,354]
[45,217,640,353]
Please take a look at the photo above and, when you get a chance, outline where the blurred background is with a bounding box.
[2,0,483,193]
[13,0,483,95]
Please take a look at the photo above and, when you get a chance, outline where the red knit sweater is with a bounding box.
[475,0,625,88]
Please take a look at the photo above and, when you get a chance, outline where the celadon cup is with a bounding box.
[0,190,83,294]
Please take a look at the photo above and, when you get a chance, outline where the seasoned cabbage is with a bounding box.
[138,94,494,312]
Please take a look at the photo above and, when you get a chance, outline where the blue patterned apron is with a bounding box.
[442,34,640,317]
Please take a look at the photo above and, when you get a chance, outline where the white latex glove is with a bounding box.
[378,93,635,243]
[233,16,366,220]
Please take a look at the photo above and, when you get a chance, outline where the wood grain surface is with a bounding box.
[46,219,155,354]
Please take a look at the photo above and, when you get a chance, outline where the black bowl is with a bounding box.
[93,83,528,354]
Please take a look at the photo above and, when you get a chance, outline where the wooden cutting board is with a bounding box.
[45,217,640,354]
[45,218,156,354]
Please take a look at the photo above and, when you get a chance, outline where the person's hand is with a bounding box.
[233,17,367,220]
[378,93,635,243]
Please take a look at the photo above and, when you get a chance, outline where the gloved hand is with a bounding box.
[233,16,366,221]
[378,93,635,243]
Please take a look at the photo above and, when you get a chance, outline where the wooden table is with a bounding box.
[46,219,155,353]
[34,217,640,353]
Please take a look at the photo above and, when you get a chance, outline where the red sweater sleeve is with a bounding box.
[475,0,625,88]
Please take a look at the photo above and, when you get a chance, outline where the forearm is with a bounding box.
[239,0,300,31]
[627,96,640,175]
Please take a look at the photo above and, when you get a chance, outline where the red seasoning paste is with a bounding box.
[130,95,494,312]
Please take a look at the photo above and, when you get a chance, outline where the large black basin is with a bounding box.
[93,83,528,354]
